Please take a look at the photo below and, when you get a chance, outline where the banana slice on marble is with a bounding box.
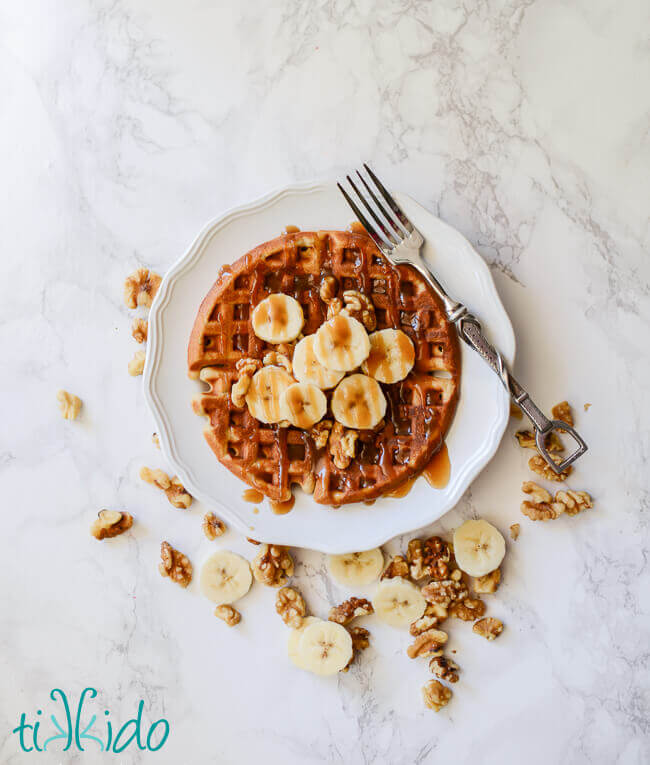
[245,366,295,423]
[362,328,415,384]
[331,373,387,429]
[280,382,327,429]
[328,549,384,586]
[292,334,344,390]
[453,519,505,577]
[314,314,370,372]
[288,616,323,670]
[199,550,252,605]
[251,294,304,344]
[372,577,426,628]
[297,620,353,675]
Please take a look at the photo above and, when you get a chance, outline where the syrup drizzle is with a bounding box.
[270,495,296,515]
[242,489,264,504]
[422,442,451,489]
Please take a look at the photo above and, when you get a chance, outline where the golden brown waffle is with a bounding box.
[189,230,461,505]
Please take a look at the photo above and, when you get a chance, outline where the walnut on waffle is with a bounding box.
[188,230,461,506]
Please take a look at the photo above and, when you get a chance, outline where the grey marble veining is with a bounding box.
[1,1,649,763]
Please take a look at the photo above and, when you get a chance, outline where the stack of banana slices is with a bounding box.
[246,294,415,430]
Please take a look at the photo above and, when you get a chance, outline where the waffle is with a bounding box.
[188,230,461,506]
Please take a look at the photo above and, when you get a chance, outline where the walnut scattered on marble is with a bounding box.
[90,510,133,540]
[515,429,564,452]
[124,268,162,309]
[310,419,333,450]
[421,579,468,608]
[341,626,371,672]
[329,422,358,469]
[509,523,520,540]
[424,602,449,622]
[410,614,443,636]
[521,481,563,521]
[449,597,486,621]
[473,617,503,640]
[473,569,501,594]
[131,318,148,343]
[276,586,306,629]
[215,604,241,626]
[328,597,373,626]
[165,476,193,509]
[554,490,593,516]
[422,679,452,712]
[231,358,262,408]
[407,628,448,659]
[429,655,459,683]
[140,466,171,490]
[381,554,410,580]
[252,544,294,587]
[128,350,146,376]
[57,390,82,420]
[406,537,451,580]
[528,454,571,482]
[202,512,226,540]
[551,400,574,431]
[159,541,192,588]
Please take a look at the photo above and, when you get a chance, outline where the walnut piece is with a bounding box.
[515,429,564,452]
[329,422,358,469]
[473,568,501,594]
[131,317,148,343]
[263,351,292,374]
[124,268,162,309]
[449,597,486,621]
[521,480,564,520]
[422,679,452,712]
[310,419,333,450]
[528,454,571,482]
[554,490,593,516]
[328,597,373,626]
[159,541,192,587]
[473,617,503,640]
[410,614,443,636]
[381,554,410,580]
[276,586,306,628]
[202,512,226,540]
[341,290,376,331]
[128,350,146,376]
[214,604,241,626]
[509,523,520,540]
[319,275,338,303]
[424,602,449,622]
[429,655,459,683]
[326,297,343,319]
[407,628,448,658]
[140,467,192,509]
[252,544,294,587]
[341,626,371,672]
[421,579,469,608]
[231,358,262,408]
[140,466,171,489]
[406,537,451,580]
[552,400,574,430]
[90,510,133,540]
[57,390,82,420]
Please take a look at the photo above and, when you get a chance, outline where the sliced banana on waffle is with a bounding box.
[280,382,327,429]
[314,314,370,372]
[245,366,295,423]
[252,293,304,344]
[453,519,505,577]
[362,328,415,384]
[296,619,353,675]
[292,334,344,390]
[372,577,426,628]
[199,550,252,605]
[287,616,323,669]
[328,549,384,586]
[331,373,387,429]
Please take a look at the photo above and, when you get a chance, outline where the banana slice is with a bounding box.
[199,550,252,605]
[372,577,426,628]
[453,519,506,577]
[298,620,353,675]
[288,616,322,669]
[331,373,387,429]
[280,382,327,429]
[245,366,295,423]
[314,314,370,372]
[362,329,415,384]
[328,549,384,586]
[292,334,344,390]
[252,294,304,344]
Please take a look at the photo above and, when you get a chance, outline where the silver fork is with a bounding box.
[338,164,587,474]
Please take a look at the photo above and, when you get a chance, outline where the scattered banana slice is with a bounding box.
[252,294,304,344]
[280,382,327,429]
[331,373,387,429]
[372,577,426,628]
[199,550,253,605]
[292,334,344,390]
[245,366,295,423]
[314,314,370,372]
[453,519,506,577]
[288,616,323,670]
[298,620,353,675]
[328,549,384,586]
[362,328,415,384]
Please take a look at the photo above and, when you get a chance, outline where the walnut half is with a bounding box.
[57,390,82,420]
[429,655,459,683]
[473,569,501,594]
[276,586,306,628]
[159,541,192,588]
[124,268,162,309]
[449,597,486,621]
[407,628,448,658]
[215,605,240,626]
[328,597,373,626]
[90,510,133,540]
[202,512,226,540]
[528,454,571,482]
[252,544,294,587]
[422,679,452,712]
[473,617,503,640]
[131,318,148,343]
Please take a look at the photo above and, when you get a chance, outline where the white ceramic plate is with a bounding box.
[144,182,515,553]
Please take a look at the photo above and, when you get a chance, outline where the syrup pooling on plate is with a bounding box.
[243,489,265,503]
[270,496,296,515]
[422,442,451,489]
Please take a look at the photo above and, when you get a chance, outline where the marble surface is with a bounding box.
[1,1,649,763]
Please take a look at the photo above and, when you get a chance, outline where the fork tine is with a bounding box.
[356,170,407,238]
[336,183,391,254]
[346,175,399,247]
[363,163,413,232]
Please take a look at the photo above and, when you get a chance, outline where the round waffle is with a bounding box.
[188,230,461,506]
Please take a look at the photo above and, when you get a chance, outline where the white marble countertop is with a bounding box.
[2,1,649,763]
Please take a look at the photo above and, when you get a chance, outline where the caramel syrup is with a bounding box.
[270,495,296,515]
[349,221,366,235]
[422,443,451,489]
[284,224,301,234]
[385,474,418,498]
[242,489,264,503]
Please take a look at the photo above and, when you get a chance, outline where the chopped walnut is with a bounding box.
[407,539,426,579]
[410,614,443,636]
[554,489,593,516]
[252,544,294,587]
[449,597,486,621]
[429,655,459,683]
[552,400,574,431]
[90,509,133,540]
[473,617,503,640]
[407,628,448,658]
[328,597,373,626]
[509,402,523,419]
[381,554,410,580]
[341,290,376,331]
[424,602,449,622]
[231,358,262,408]
[422,679,452,712]
[521,480,563,520]
[329,422,358,469]
[140,466,171,490]
[159,541,192,587]
[406,537,451,579]
[202,512,226,540]
[528,454,571,482]
[515,429,564,452]
[131,317,148,343]
[341,626,371,672]
[276,586,306,628]
[509,523,520,540]
[152,433,160,448]
[584,403,592,412]
[319,275,338,303]
[421,579,469,608]
[215,604,240,626]
[263,351,292,374]
[165,476,193,509]
[326,297,343,319]
[57,390,82,420]
[310,419,333,449]
[124,268,162,309]
[128,350,146,376]
[473,569,501,594]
